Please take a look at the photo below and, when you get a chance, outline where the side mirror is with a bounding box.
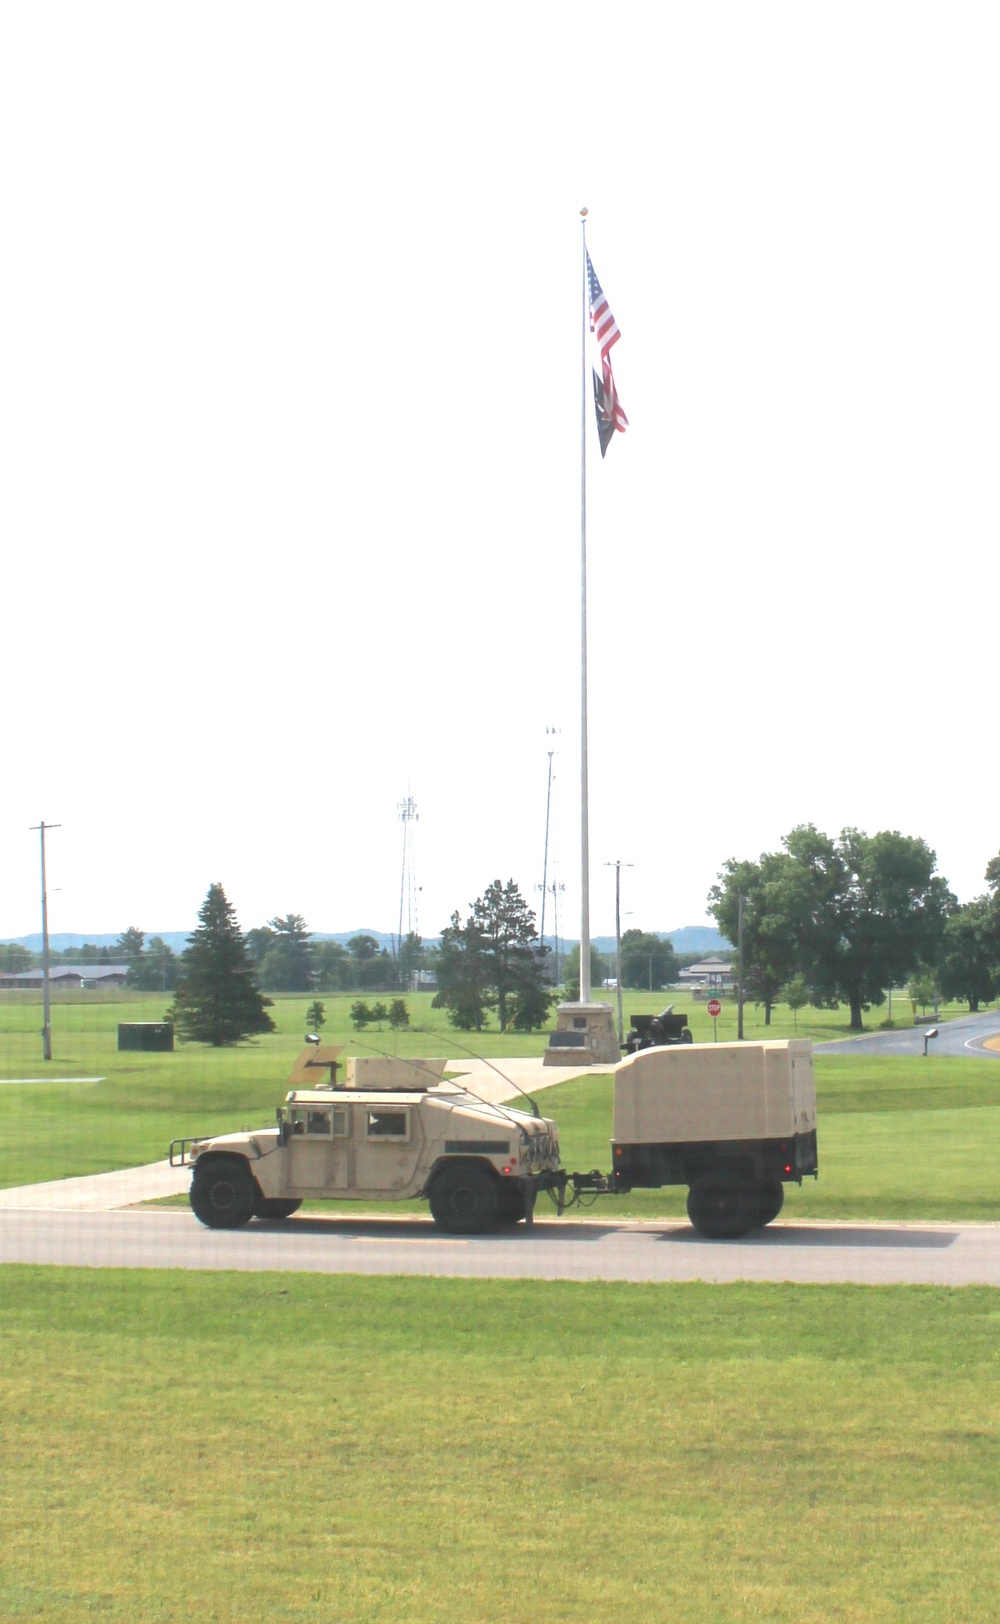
[305,1032,320,1046]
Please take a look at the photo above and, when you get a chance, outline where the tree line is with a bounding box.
[10,822,996,1047]
[709,825,1000,1031]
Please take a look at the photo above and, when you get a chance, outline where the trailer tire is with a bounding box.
[254,1198,302,1221]
[687,1168,757,1240]
[429,1163,500,1234]
[756,1178,785,1227]
[190,1158,258,1229]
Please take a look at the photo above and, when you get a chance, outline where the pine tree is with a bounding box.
[169,883,275,1046]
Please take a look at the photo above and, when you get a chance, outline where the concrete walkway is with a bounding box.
[0,1159,191,1211]
[0,1057,599,1212]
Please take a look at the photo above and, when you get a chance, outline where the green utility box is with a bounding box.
[118,1022,174,1053]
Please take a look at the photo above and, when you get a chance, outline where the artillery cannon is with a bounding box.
[623,1004,693,1054]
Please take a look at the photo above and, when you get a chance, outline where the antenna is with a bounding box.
[539,726,559,956]
[397,791,419,979]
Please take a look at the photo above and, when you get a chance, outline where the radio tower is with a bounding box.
[397,791,419,949]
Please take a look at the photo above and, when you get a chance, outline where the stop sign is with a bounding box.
[707,998,722,1018]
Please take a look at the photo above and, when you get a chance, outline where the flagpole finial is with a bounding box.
[580,207,588,218]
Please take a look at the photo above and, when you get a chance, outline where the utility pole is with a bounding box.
[31,821,60,1061]
[737,891,745,1041]
[604,859,632,1046]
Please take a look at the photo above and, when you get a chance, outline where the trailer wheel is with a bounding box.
[687,1169,757,1240]
[756,1178,785,1227]
[429,1164,500,1234]
[495,1184,527,1226]
[190,1158,258,1229]
[254,1198,302,1221]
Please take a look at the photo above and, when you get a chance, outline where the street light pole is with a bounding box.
[604,859,632,1046]
[31,821,60,1062]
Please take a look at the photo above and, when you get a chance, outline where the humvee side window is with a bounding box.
[366,1109,408,1141]
[293,1106,349,1137]
[297,1110,352,1136]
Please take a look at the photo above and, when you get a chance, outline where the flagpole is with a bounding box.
[579,206,592,1005]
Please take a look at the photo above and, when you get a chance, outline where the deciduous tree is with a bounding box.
[561,943,609,1001]
[388,999,410,1030]
[708,853,802,1026]
[433,880,554,1033]
[710,825,953,1031]
[618,930,680,992]
[124,934,178,991]
[314,940,350,992]
[938,896,1000,1012]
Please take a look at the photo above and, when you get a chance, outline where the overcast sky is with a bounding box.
[2,3,997,947]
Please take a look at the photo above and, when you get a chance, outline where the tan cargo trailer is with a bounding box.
[606,1039,818,1236]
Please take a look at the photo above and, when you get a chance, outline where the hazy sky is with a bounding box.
[3,3,997,946]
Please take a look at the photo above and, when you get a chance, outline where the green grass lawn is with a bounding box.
[1,1268,998,1623]
[1,991,999,1224]
[530,1056,1000,1223]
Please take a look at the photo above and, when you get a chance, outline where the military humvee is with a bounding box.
[170,1047,561,1235]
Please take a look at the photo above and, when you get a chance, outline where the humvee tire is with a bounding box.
[756,1178,785,1227]
[495,1184,527,1226]
[190,1157,258,1229]
[429,1163,500,1234]
[254,1198,303,1221]
[686,1168,757,1240]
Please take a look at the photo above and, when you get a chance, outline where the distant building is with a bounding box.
[679,956,735,998]
[0,964,129,990]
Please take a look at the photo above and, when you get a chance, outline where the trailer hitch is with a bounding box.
[544,1169,614,1214]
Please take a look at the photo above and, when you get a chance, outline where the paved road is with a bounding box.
[2,1208,999,1286]
[815,1009,1000,1058]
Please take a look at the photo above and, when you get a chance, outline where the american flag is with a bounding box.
[597,352,629,435]
[587,251,621,359]
[587,250,628,439]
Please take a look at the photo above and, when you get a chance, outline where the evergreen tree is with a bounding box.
[169,884,275,1046]
[259,913,314,991]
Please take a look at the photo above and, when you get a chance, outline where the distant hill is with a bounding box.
[589,926,730,957]
[2,924,729,956]
[2,931,195,955]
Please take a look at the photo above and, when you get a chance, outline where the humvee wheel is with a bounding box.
[756,1178,785,1227]
[254,1198,302,1221]
[429,1164,500,1234]
[190,1158,258,1229]
[495,1183,527,1226]
[686,1169,757,1240]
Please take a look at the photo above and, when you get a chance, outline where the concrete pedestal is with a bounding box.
[542,1001,621,1067]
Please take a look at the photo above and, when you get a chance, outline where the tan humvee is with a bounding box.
[171,1049,561,1235]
